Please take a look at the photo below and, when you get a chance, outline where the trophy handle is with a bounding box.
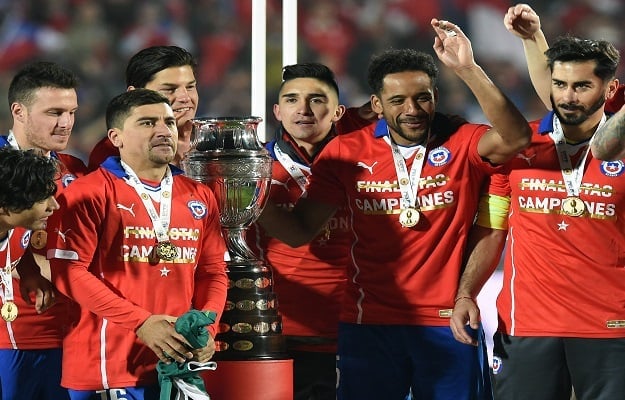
[223,227,258,262]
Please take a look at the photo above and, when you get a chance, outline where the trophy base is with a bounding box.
[215,259,289,360]
[214,334,288,360]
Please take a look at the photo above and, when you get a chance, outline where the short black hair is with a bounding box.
[367,49,439,95]
[279,62,340,97]
[545,36,620,82]
[8,61,79,108]
[106,88,171,130]
[125,46,198,88]
[0,148,57,213]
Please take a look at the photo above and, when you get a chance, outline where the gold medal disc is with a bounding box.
[30,230,47,250]
[399,207,420,228]
[155,241,178,261]
[1,301,18,322]
[561,196,585,217]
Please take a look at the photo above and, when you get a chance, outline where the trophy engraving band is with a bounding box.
[236,300,256,311]
[234,278,255,289]
[254,322,270,334]
[232,340,254,351]
[232,322,253,334]
[255,277,271,289]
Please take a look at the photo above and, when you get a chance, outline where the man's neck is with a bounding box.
[561,112,605,144]
[123,160,169,182]
[9,129,51,156]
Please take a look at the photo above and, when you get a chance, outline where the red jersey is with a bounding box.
[498,112,625,338]
[248,133,350,345]
[88,136,118,172]
[0,137,88,350]
[306,118,499,326]
[335,106,377,134]
[47,158,228,390]
[0,228,32,342]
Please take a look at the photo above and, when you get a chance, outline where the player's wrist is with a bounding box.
[453,295,476,304]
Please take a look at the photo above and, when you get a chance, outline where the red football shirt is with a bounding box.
[306,119,499,326]
[0,150,87,350]
[47,159,228,389]
[498,113,625,338]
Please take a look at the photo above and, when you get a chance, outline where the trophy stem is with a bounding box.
[224,227,257,262]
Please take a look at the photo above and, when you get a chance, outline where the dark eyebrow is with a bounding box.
[281,92,329,99]
[157,80,197,87]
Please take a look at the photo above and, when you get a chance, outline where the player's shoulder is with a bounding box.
[56,152,88,175]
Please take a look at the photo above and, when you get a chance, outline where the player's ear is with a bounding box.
[272,103,282,122]
[11,102,26,123]
[108,128,123,148]
[332,105,346,122]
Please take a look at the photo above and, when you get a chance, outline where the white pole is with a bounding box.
[282,0,298,67]
[251,0,267,141]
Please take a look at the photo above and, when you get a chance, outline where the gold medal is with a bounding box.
[1,301,18,322]
[30,230,47,250]
[561,196,585,217]
[399,207,420,227]
[155,241,178,261]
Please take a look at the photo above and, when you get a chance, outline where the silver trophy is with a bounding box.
[182,116,287,360]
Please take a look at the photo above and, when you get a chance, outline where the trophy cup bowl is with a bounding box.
[181,116,287,360]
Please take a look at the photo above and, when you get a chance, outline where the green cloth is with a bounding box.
[157,310,217,400]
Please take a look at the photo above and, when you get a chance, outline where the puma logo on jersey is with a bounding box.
[55,228,71,242]
[357,161,378,174]
[116,203,136,217]
[516,152,536,166]
[271,179,289,190]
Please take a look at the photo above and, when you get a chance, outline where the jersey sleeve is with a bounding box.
[305,137,349,207]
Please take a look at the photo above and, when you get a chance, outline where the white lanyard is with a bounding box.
[120,161,173,244]
[549,114,606,197]
[0,230,14,303]
[6,131,18,149]
[388,138,427,210]
[273,143,310,194]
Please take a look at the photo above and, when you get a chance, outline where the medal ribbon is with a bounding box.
[0,230,15,303]
[549,114,606,197]
[388,138,427,211]
[273,143,310,194]
[6,131,18,150]
[120,161,173,244]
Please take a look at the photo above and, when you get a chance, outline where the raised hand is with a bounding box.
[431,19,475,72]
[504,3,541,39]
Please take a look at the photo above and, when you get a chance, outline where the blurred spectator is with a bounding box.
[0,0,621,160]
